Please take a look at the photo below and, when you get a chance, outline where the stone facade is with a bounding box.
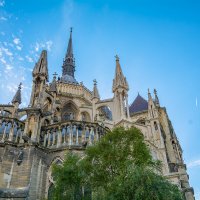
[0,30,195,200]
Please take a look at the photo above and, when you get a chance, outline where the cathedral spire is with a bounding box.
[61,28,77,84]
[62,28,75,78]
[66,27,73,59]
[112,55,129,93]
[12,83,22,105]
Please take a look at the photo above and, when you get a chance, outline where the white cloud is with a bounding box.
[188,159,200,168]
[1,47,13,57]
[16,45,22,51]
[13,38,20,45]
[35,42,40,52]
[0,16,7,21]
[46,40,53,51]
[5,64,13,70]
[0,0,5,7]
[18,56,24,61]
[0,57,6,64]
[34,40,53,52]
[25,55,33,63]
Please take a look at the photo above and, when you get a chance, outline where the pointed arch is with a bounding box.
[61,100,79,121]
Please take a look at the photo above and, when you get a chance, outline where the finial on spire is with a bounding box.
[70,27,73,33]
[18,82,22,89]
[115,55,119,61]
[93,79,97,85]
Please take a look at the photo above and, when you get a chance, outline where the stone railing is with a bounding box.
[0,116,25,144]
[40,121,106,149]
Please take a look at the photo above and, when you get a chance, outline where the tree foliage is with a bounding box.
[51,127,183,200]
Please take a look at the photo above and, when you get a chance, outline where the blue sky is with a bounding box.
[0,0,199,198]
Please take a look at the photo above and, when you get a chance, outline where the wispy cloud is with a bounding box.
[0,16,7,21]
[0,0,5,7]
[196,97,198,108]
[0,0,53,107]
[25,55,33,63]
[13,38,20,45]
[34,40,53,52]
[187,159,200,168]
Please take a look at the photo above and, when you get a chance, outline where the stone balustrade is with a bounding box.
[41,121,106,149]
[0,116,25,144]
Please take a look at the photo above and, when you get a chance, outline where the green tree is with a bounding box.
[52,127,183,200]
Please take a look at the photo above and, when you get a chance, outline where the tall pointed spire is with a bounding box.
[12,83,22,104]
[61,28,77,84]
[112,55,129,93]
[92,79,100,99]
[66,27,73,59]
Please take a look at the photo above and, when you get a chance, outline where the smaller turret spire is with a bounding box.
[92,79,100,99]
[32,50,49,81]
[148,88,151,98]
[49,72,57,93]
[12,83,22,104]
[154,89,160,106]
[112,55,129,93]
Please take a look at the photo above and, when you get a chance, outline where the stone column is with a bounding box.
[8,121,14,142]
[125,94,130,118]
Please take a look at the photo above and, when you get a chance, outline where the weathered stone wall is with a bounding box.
[0,143,32,199]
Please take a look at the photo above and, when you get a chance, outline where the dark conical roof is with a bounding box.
[66,28,73,59]
[12,83,22,104]
[129,94,148,114]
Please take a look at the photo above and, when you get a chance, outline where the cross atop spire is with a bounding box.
[53,72,58,79]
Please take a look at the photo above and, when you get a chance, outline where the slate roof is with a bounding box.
[129,94,148,114]
[12,83,22,104]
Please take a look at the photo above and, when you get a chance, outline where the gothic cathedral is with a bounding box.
[0,30,194,200]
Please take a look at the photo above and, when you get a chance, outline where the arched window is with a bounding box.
[61,102,78,121]
[97,106,112,121]
[154,121,158,131]
[48,183,55,200]
[43,97,52,112]
[81,112,91,122]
